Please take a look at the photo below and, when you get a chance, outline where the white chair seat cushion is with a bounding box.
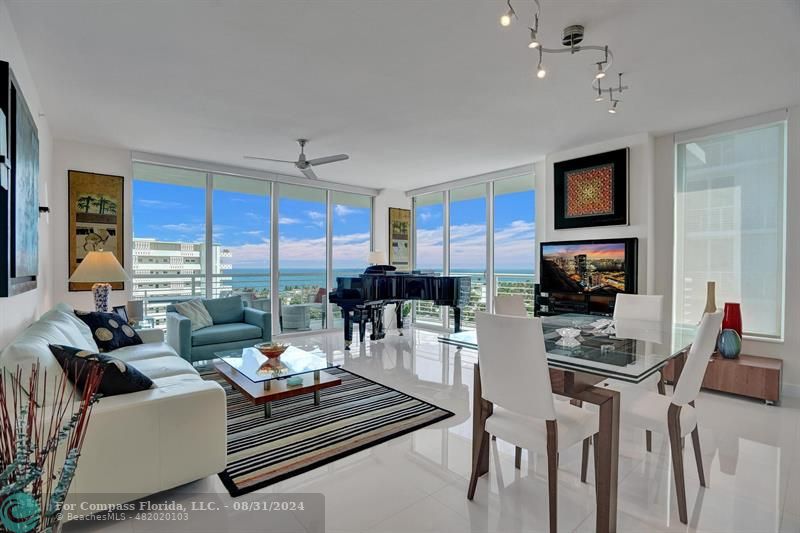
[485,401,598,453]
[128,356,199,380]
[109,342,179,362]
[619,387,697,437]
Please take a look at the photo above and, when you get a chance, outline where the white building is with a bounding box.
[132,238,232,326]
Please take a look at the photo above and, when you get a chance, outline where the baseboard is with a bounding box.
[783,382,800,398]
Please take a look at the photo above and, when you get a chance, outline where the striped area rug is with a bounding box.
[202,367,454,496]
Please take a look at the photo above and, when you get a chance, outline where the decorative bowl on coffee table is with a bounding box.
[255,342,289,359]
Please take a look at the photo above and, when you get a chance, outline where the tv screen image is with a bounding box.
[540,239,636,295]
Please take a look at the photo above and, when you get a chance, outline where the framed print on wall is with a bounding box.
[68,170,124,291]
[553,147,629,230]
[1,60,40,297]
[388,207,411,272]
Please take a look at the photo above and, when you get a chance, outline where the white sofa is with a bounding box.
[0,304,227,506]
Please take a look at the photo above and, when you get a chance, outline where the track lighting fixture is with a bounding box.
[528,28,540,49]
[595,63,606,79]
[500,0,515,27]
[500,1,629,114]
[536,48,546,78]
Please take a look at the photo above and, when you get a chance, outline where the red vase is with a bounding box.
[722,303,742,337]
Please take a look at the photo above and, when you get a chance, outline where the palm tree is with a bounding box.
[92,196,108,215]
[106,200,118,215]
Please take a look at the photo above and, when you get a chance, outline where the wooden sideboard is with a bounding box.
[663,353,782,405]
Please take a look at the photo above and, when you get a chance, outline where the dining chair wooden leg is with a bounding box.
[546,420,558,533]
[646,430,652,452]
[468,363,492,500]
[580,437,590,482]
[691,425,706,487]
[667,403,688,524]
[515,446,522,469]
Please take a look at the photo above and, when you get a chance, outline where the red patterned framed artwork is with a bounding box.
[553,148,628,229]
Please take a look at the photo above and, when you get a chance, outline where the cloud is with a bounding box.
[241,230,264,236]
[158,223,204,234]
[223,231,371,268]
[306,211,325,221]
[138,199,185,209]
[279,216,302,225]
[334,205,360,217]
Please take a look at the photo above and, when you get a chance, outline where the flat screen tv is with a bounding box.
[539,238,638,296]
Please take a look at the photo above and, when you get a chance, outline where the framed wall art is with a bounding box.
[388,207,411,272]
[553,147,629,230]
[68,170,124,291]
[1,60,40,297]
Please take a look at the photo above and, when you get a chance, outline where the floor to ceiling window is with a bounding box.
[411,167,535,330]
[413,192,445,325]
[212,174,270,310]
[132,160,374,334]
[493,174,536,315]
[131,164,207,327]
[674,116,787,339]
[331,191,372,327]
[449,183,487,326]
[277,184,328,332]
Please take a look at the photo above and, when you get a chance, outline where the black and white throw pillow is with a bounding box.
[74,310,143,352]
[48,344,153,396]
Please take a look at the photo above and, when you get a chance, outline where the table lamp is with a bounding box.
[69,251,130,312]
[367,250,386,265]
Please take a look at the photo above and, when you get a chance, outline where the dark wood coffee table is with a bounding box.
[213,346,341,418]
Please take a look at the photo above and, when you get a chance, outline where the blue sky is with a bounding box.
[134,182,534,272]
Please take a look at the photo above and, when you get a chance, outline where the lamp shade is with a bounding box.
[367,251,387,265]
[69,251,129,283]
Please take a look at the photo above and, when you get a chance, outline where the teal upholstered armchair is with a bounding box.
[166,295,271,363]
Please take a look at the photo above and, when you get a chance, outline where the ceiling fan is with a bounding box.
[244,139,349,180]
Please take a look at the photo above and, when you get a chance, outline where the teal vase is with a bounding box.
[717,329,742,359]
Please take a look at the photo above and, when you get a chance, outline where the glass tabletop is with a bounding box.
[439,313,698,383]
[214,346,338,383]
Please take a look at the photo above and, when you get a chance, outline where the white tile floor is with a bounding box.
[65,327,800,532]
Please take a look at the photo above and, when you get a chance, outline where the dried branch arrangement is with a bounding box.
[0,362,103,533]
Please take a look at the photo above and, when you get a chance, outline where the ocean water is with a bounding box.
[224,268,534,292]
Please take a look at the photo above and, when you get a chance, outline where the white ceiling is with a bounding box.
[7,0,800,190]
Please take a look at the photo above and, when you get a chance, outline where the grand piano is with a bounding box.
[329,272,471,349]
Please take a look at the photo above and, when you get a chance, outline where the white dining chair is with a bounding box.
[613,293,664,322]
[469,312,599,533]
[494,293,528,317]
[580,310,723,524]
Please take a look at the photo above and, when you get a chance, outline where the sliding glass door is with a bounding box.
[331,191,372,327]
[414,192,445,325]
[449,183,487,326]
[493,174,536,315]
[211,175,270,311]
[277,184,328,332]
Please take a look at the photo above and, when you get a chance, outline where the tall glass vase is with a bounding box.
[722,303,743,337]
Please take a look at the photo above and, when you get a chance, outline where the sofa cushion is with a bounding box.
[129,356,199,380]
[49,344,153,397]
[173,299,213,331]
[75,310,143,352]
[54,302,101,350]
[41,308,99,352]
[191,323,262,347]
[109,342,178,363]
[203,295,244,325]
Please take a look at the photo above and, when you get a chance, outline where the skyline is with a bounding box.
[133,181,535,272]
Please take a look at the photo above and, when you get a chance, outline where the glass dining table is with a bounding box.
[440,313,698,533]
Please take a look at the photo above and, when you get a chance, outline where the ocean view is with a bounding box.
[224,268,536,292]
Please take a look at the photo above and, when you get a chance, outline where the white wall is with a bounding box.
[50,140,132,310]
[372,188,410,261]
[538,133,655,293]
[0,1,55,348]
